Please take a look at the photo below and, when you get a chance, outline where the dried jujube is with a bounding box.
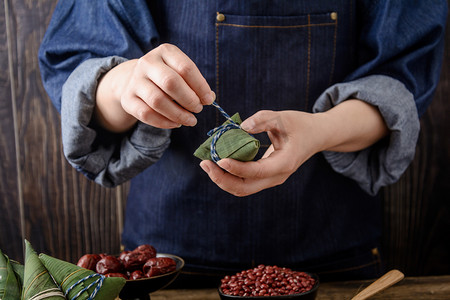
[96,255,123,274]
[143,257,176,277]
[76,254,101,271]
[121,245,156,270]
[104,272,128,279]
[129,270,145,280]
[76,244,176,280]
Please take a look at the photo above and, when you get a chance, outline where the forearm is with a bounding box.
[316,99,389,153]
[94,59,138,133]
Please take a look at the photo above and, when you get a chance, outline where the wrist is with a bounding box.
[109,59,137,101]
[319,99,389,152]
[95,59,138,132]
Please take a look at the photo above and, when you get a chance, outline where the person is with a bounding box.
[38,0,447,285]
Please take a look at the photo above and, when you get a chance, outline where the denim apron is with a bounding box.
[123,0,382,280]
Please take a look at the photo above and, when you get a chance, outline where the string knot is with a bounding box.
[208,101,241,162]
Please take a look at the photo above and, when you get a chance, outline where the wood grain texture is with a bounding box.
[0,0,23,261]
[0,0,448,277]
[381,11,450,276]
[151,275,450,300]
[2,0,125,264]
[315,275,450,300]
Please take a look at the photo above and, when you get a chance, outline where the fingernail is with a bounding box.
[187,115,197,126]
[200,162,210,173]
[202,92,215,105]
[241,119,254,131]
[217,159,229,169]
[195,104,203,113]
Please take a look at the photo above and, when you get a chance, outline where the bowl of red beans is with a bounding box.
[218,265,319,299]
[77,244,184,299]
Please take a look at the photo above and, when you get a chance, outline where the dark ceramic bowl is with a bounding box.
[218,273,319,300]
[119,253,184,300]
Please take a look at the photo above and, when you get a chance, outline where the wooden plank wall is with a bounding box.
[0,0,128,264]
[382,13,450,276]
[0,0,449,277]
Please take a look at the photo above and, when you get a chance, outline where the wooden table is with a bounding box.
[150,275,450,299]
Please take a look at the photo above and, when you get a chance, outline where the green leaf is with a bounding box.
[194,113,260,161]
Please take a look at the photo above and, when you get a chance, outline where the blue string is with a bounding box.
[64,273,105,300]
[211,102,234,123]
[208,101,241,162]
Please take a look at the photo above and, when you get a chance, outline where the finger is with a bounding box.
[121,95,181,129]
[138,52,203,114]
[159,44,215,105]
[217,153,290,179]
[241,110,287,147]
[200,160,269,197]
[135,79,197,126]
[241,110,283,134]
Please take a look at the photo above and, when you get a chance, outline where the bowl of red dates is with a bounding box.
[77,244,184,300]
[218,265,319,299]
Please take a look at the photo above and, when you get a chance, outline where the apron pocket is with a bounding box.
[215,12,338,150]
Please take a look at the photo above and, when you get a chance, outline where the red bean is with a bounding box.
[220,265,316,297]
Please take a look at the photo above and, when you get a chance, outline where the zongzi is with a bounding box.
[194,113,260,162]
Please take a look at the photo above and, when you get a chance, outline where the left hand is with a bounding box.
[199,100,389,197]
[199,110,325,196]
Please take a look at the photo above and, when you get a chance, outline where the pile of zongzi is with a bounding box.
[0,240,125,300]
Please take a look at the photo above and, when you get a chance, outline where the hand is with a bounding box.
[95,43,215,132]
[200,100,388,197]
[200,110,324,196]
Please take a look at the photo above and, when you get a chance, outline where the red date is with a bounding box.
[121,249,156,270]
[77,254,101,271]
[129,270,145,280]
[119,250,131,261]
[78,244,176,280]
[104,272,128,279]
[143,257,176,278]
[96,255,123,275]
[135,244,157,257]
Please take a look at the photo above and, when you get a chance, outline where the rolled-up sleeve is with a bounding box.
[313,75,418,195]
[61,56,171,187]
[312,0,447,195]
[38,0,166,187]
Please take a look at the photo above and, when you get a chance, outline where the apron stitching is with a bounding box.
[215,14,336,115]
[349,0,354,60]
[328,14,338,86]
[305,14,311,111]
[215,17,220,127]
[216,22,336,29]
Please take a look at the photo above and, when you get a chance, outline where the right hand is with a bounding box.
[95,43,214,132]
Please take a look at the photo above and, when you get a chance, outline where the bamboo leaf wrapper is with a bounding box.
[194,113,260,161]
[39,254,125,300]
[22,240,65,300]
[0,249,22,300]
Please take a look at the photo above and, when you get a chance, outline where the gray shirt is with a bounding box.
[61,56,419,195]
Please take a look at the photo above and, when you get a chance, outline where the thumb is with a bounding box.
[241,110,280,134]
